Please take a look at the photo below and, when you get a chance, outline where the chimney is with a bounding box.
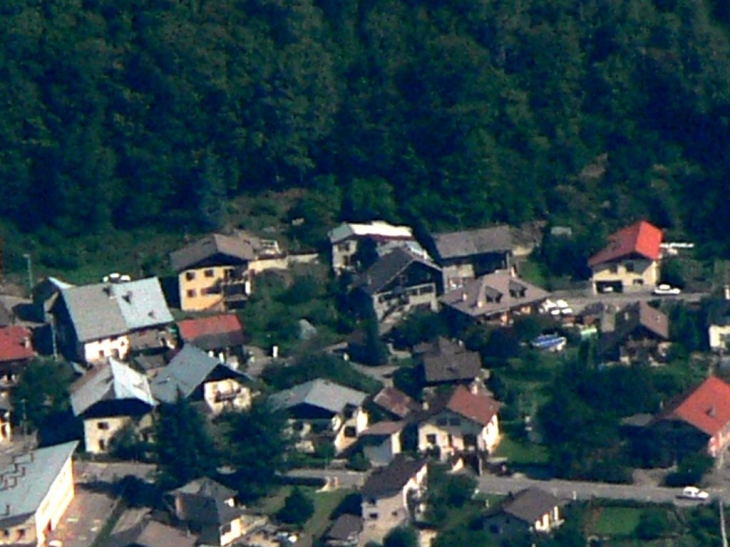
[123,291,132,303]
[422,400,429,411]
[461,291,467,302]
[724,284,730,301]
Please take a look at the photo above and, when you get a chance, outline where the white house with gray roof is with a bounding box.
[150,345,252,414]
[270,379,369,454]
[0,440,78,546]
[52,277,173,363]
[70,358,156,454]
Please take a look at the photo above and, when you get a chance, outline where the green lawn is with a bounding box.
[590,506,644,536]
[494,436,550,465]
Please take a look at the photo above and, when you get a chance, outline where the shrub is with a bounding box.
[277,487,314,527]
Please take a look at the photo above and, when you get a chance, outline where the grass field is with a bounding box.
[493,436,550,465]
[589,506,644,536]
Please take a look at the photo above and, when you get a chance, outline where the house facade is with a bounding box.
[440,271,548,326]
[0,441,78,547]
[598,302,669,364]
[70,358,157,454]
[360,457,427,544]
[360,421,405,466]
[270,379,369,454]
[588,220,663,294]
[418,385,501,461]
[177,314,246,367]
[482,488,562,538]
[355,248,443,323]
[170,231,284,312]
[53,278,173,364]
[328,221,424,275]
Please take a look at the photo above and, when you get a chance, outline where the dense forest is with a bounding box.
[2,0,730,254]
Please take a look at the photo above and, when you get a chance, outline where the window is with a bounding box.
[344,426,357,438]
[221,523,232,535]
[449,418,461,426]
[633,279,644,285]
[436,418,448,426]
[187,289,197,298]
[625,262,635,273]
[98,421,109,430]
[185,271,196,281]
[98,439,107,451]
[16,529,25,539]
[426,434,437,445]
[98,350,106,359]
[369,513,379,520]
[204,268,215,278]
[609,264,618,274]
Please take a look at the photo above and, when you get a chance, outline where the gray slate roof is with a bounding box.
[150,345,249,404]
[170,233,256,272]
[361,456,427,497]
[416,337,482,384]
[0,441,79,528]
[70,358,156,417]
[502,487,560,524]
[433,225,513,261]
[169,477,241,528]
[269,379,367,416]
[325,514,363,542]
[59,278,173,342]
[440,271,548,318]
[108,519,197,547]
[355,247,441,295]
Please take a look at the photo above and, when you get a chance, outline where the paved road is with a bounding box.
[551,289,707,315]
[288,467,725,506]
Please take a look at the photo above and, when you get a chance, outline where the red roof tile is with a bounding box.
[446,385,500,426]
[588,220,663,267]
[177,314,243,342]
[0,326,35,363]
[661,377,730,436]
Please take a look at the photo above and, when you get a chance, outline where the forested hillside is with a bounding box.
[2,0,730,253]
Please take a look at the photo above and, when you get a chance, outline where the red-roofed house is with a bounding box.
[653,377,730,462]
[0,326,35,385]
[417,385,501,462]
[588,221,663,294]
[177,314,246,366]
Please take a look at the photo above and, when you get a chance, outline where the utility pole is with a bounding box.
[721,499,728,547]
[22,253,33,294]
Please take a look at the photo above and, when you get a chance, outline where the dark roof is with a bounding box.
[361,456,427,497]
[325,514,363,542]
[417,337,481,384]
[588,220,663,267]
[169,477,240,527]
[177,314,245,351]
[170,233,255,272]
[440,271,548,319]
[372,387,420,420]
[502,488,560,524]
[355,247,441,295]
[433,225,513,261]
[599,302,669,356]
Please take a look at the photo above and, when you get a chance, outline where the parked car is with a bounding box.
[678,486,709,500]
[653,283,681,296]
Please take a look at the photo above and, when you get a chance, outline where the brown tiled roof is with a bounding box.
[177,314,245,351]
[417,337,481,384]
[440,271,548,318]
[373,387,420,420]
[433,225,513,261]
[0,326,34,363]
[361,421,406,437]
[361,456,427,497]
[419,385,500,427]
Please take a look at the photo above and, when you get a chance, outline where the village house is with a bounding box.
[0,441,78,547]
[371,387,420,421]
[150,345,252,414]
[0,325,35,387]
[70,358,157,454]
[360,456,427,544]
[440,270,549,326]
[176,314,246,367]
[31,276,74,323]
[648,376,730,465]
[323,514,363,547]
[588,220,663,294]
[413,337,482,387]
[328,221,428,275]
[167,477,250,547]
[481,487,563,538]
[354,247,443,323]
[417,385,501,464]
[707,293,730,352]
[269,379,369,454]
[108,519,198,547]
[359,420,407,466]
[429,225,516,290]
[170,230,285,312]
[52,277,174,364]
[598,301,670,364]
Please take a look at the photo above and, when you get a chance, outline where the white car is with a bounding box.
[678,486,709,500]
[653,284,681,296]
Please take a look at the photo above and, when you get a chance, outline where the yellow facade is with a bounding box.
[591,258,659,292]
[418,410,500,459]
[178,265,250,312]
[83,335,130,363]
[203,379,252,415]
